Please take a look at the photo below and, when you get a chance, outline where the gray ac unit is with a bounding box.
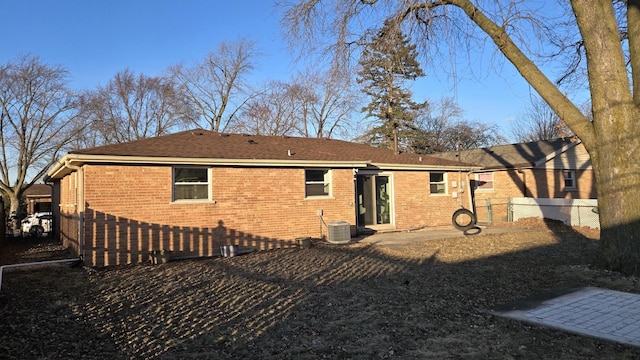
[327,221,351,244]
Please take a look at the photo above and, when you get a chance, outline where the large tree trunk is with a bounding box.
[7,190,21,236]
[8,192,19,215]
[570,0,640,275]
[591,106,640,276]
[595,170,640,276]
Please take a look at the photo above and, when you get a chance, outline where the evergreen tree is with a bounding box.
[356,21,427,152]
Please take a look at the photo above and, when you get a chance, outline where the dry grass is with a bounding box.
[1,220,640,359]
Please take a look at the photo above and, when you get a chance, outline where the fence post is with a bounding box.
[577,204,582,227]
[486,198,493,224]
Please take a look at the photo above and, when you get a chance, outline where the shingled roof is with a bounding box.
[23,184,52,197]
[430,138,578,170]
[45,129,478,180]
[68,129,469,167]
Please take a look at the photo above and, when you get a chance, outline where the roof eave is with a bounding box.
[370,162,480,171]
[46,154,372,180]
[46,154,480,180]
[475,163,535,171]
[533,139,581,167]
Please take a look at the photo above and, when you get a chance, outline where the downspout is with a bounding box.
[466,171,474,212]
[353,168,359,235]
[64,160,85,262]
[456,147,474,212]
[517,168,527,197]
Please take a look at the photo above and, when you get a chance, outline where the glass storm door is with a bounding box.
[357,175,391,226]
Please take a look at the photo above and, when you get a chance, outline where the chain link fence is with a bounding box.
[475,197,600,229]
[473,197,511,225]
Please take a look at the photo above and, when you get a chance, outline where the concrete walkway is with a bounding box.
[356,226,533,246]
[493,287,640,347]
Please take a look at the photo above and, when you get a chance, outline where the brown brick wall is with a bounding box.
[529,168,596,199]
[74,165,359,266]
[392,171,470,229]
[56,164,466,267]
[58,172,81,255]
[471,169,596,201]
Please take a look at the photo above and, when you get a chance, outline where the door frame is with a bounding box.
[355,170,395,230]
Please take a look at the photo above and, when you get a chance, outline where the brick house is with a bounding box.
[45,129,476,267]
[431,138,594,223]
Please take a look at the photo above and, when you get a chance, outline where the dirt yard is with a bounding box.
[1,220,639,359]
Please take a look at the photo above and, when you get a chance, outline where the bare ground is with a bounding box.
[1,220,640,359]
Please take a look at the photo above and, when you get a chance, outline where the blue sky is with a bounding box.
[1,0,542,141]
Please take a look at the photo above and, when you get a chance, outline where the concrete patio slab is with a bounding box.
[357,226,534,246]
[492,287,640,347]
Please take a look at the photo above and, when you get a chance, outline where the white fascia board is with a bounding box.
[533,140,581,168]
[46,155,76,180]
[370,162,480,171]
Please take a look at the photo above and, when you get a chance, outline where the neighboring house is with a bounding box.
[22,184,53,214]
[431,138,595,223]
[45,129,477,267]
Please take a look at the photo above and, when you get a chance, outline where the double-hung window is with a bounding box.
[429,172,447,194]
[475,172,494,191]
[305,169,331,197]
[173,167,210,201]
[563,170,576,190]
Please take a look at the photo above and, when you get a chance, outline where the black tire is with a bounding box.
[30,225,44,237]
[452,208,477,231]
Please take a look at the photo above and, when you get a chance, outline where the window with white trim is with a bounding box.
[173,167,210,201]
[429,172,447,194]
[563,170,576,190]
[305,169,331,197]
[475,172,494,191]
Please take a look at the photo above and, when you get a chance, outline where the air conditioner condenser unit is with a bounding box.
[327,221,351,244]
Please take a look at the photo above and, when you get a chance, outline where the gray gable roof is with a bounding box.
[430,138,577,170]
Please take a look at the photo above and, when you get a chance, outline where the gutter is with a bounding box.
[370,163,480,171]
[48,154,478,180]
[0,258,81,292]
[47,154,370,179]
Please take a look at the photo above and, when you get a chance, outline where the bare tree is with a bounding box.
[169,38,260,132]
[442,121,507,150]
[293,66,360,138]
[230,81,300,136]
[80,69,192,145]
[282,0,640,274]
[0,55,83,220]
[412,97,505,153]
[511,95,574,142]
[230,67,358,139]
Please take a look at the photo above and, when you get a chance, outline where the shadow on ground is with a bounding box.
[1,221,638,359]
